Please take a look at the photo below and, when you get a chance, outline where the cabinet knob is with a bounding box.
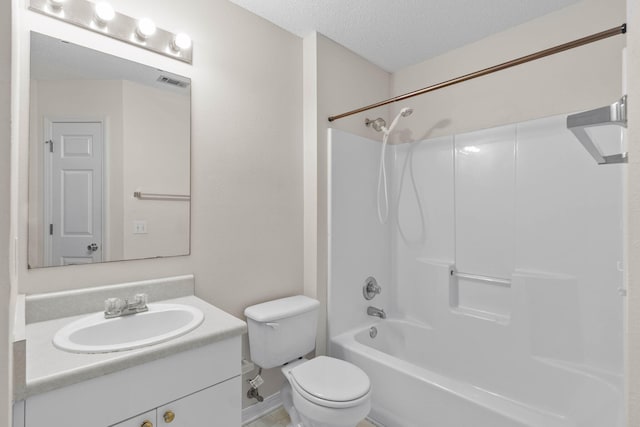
[141,421,153,427]
[163,410,175,423]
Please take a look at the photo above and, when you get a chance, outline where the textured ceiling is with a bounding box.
[228,0,580,72]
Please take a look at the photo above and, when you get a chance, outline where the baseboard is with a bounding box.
[241,390,382,426]
[366,417,385,427]
[241,391,283,425]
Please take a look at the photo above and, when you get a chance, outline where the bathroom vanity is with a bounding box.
[13,276,247,427]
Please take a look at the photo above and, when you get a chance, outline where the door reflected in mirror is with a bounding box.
[28,32,191,268]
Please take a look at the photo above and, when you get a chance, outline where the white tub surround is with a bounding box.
[328,112,624,426]
[18,275,247,400]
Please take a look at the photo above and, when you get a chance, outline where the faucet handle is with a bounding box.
[104,297,121,314]
[363,276,381,300]
[134,293,148,307]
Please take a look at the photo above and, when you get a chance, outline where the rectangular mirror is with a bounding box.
[28,32,191,268]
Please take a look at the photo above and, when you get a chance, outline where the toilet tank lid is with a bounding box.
[244,295,319,322]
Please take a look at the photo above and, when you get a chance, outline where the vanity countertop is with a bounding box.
[21,295,246,400]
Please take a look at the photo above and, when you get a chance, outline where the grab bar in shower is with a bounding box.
[450,270,511,286]
[133,191,191,201]
[567,95,628,165]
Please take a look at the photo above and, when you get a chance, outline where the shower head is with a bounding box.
[366,107,413,135]
[365,117,387,132]
[385,106,414,136]
[400,107,413,118]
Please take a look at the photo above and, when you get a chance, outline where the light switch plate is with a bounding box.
[133,220,147,234]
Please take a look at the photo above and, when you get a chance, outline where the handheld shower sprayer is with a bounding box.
[385,107,413,135]
[374,107,413,224]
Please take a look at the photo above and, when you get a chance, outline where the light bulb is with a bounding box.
[48,0,65,9]
[171,33,192,51]
[94,2,115,26]
[136,18,156,40]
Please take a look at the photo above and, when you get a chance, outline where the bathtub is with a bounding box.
[330,319,622,427]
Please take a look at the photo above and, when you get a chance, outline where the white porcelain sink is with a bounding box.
[53,303,204,354]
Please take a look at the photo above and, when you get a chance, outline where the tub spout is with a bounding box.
[367,306,386,319]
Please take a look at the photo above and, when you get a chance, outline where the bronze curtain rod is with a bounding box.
[328,23,627,122]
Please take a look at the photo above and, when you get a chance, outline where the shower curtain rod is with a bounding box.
[328,23,627,122]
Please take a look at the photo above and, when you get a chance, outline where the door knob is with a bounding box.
[141,421,153,427]
[87,243,99,252]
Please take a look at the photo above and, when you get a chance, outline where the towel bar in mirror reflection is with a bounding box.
[133,192,191,201]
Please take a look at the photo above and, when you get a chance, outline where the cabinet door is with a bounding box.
[157,377,240,426]
[110,410,156,427]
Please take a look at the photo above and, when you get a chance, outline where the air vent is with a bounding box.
[156,75,190,88]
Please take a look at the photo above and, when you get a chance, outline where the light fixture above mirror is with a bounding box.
[135,17,156,40]
[48,0,65,10]
[29,0,193,64]
[93,1,115,26]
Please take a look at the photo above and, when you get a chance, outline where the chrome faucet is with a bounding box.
[104,293,149,318]
[367,306,386,319]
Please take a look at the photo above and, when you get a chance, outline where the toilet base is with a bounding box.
[280,380,370,427]
[291,383,371,427]
[281,380,303,427]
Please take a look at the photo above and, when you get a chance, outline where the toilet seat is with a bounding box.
[289,356,371,409]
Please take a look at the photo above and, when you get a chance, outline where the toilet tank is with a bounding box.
[244,295,320,369]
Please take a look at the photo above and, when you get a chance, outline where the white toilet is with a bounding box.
[244,295,371,427]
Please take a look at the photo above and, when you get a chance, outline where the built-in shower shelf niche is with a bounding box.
[449,270,512,324]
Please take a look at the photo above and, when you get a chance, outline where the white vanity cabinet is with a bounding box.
[22,336,241,427]
[112,377,239,427]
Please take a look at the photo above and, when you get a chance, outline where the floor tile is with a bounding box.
[244,407,378,427]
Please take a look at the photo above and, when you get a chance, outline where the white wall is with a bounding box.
[391,0,626,139]
[304,33,391,355]
[1,0,12,423]
[626,0,640,424]
[12,0,303,409]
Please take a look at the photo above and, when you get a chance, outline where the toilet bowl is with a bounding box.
[281,357,371,427]
[244,296,372,427]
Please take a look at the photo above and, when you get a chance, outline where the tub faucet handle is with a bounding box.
[363,276,381,300]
